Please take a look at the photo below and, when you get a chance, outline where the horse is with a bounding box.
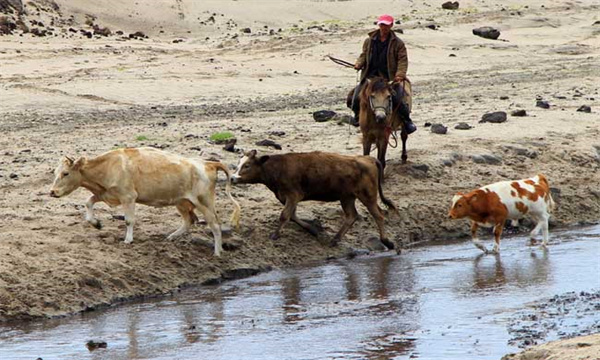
[357,77,411,170]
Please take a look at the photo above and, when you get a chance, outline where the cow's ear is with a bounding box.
[247,150,257,158]
[258,155,270,165]
[72,157,87,170]
[468,194,477,204]
[64,156,74,166]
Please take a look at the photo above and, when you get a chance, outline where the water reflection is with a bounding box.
[468,249,551,293]
[281,276,302,324]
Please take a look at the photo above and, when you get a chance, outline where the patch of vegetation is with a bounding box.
[135,135,149,141]
[209,131,234,143]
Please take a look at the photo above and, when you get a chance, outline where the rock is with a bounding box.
[86,340,107,351]
[412,163,429,173]
[241,27,251,34]
[0,0,23,14]
[431,123,447,134]
[473,26,500,40]
[129,31,146,39]
[334,114,357,126]
[503,145,538,159]
[442,1,459,10]
[426,23,439,30]
[92,25,111,36]
[480,111,507,123]
[223,138,237,152]
[577,105,591,113]
[0,15,16,35]
[30,27,47,37]
[255,139,282,150]
[500,96,509,100]
[267,130,285,137]
[536,100,550,109]
[454,122,472,130]
[511,109,527,117]
[472,154,502,165]
[313,110,337,122]
[365,237,387,252]
[424,122,432,127]
[221,267,262,280]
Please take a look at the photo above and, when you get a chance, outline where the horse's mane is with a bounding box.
[360,77,389,103]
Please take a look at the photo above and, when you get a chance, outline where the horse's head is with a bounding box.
[362,77,395,124]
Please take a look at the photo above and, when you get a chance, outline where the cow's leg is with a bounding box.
[122,201,136,244]
[332,197,358,246]
[196,201,223,257]
[529,216,543,243]
[491,223,503,254]
[540,214,550,248]
[85,194,102,229]
[291,211,319,237]
[470,222,487,253]
[360,194,394,250]
[400,130,408,164]
[167,200,195,241]
[271,196,299,241]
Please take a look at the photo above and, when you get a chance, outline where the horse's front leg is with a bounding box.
[401,130,408,164]
[362,137,372,156]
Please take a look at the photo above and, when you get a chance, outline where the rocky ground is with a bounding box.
[0,2,599,350]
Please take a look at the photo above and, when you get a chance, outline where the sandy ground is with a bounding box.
[0,0,599,340]
[502,334,600,360]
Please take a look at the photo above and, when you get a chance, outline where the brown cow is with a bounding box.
[232,150,397,248]
[50,147,241,256]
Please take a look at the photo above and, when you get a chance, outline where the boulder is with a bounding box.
[473,26,500,40]
[511,109,527,117]
[454,122,472,130]
[536,100,550,109]
[577,105,591,113]
[480,111,507,123]
[313,110,337,122]
[431,123,448,134]
[442,1,459,10]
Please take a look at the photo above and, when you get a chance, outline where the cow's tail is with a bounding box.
[375,159,398,213]
[214,163,241,230]
[538,174,556,213]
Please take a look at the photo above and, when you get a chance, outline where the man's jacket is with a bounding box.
[355,29,408,82]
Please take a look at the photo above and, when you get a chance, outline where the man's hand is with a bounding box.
[394,75,405,83]
[354,63,363,70]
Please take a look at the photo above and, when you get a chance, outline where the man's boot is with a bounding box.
[398,101,417,134]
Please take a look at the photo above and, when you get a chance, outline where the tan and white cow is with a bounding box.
[448,174,555,253]
[50,147,240,256]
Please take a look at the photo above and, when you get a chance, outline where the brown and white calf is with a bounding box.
[50,147,240,256]
[231,150,398,249]
[448,174,555,253]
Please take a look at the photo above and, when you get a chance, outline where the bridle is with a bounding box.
[369,95,393,119]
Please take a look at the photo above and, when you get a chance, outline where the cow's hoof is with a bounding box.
[90,220,102,230]
[269,232,280,241]
[381,238,395,250]
[123,239,133,244]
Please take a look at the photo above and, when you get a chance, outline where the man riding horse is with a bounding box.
[348,14,417,135]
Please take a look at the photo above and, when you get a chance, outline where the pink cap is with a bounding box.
[377,14,394,26]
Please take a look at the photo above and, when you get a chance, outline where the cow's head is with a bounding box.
[49,156,87,198]
[232,150,268,184]
[448,192,471,219]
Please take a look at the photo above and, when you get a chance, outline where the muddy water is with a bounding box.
[1,226,599,360]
